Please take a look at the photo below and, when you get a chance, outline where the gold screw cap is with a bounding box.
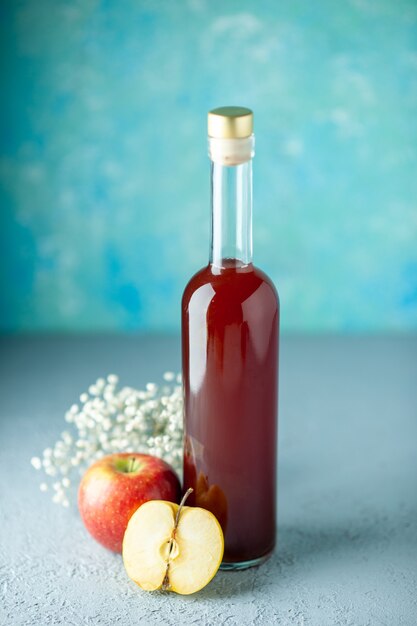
[208,106,253,139]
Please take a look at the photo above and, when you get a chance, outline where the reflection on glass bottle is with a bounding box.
[195,472,228,532]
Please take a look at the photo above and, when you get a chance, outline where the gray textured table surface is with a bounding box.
[1,335,416,626]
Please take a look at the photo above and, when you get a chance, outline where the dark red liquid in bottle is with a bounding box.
[182,260,279,565]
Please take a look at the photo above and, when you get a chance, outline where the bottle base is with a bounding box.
[219,549,273,571]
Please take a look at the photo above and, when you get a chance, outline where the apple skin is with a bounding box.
[78,453,181,552]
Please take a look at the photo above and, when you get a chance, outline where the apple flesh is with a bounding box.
[78,453,181,552]
[122,489,224,595]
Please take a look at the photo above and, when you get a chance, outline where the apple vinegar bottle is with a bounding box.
[182,107,279,569]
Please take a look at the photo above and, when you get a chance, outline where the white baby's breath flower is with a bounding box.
[32,372,184,506]
[31,457,42,470]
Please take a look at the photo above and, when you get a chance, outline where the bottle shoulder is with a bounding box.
[251,265,280,303]
[182,265,211,302]
[182,263,279,307]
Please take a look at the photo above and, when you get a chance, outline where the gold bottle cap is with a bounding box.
[208,106,253,139]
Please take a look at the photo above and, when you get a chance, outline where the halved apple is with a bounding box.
[122,489,224,595]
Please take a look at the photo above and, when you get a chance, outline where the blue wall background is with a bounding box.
[1,0,416,333]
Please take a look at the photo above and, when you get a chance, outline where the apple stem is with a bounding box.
[174,487,193,530]
[161,488,193,591]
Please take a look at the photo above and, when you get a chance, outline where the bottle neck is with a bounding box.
[209,159,253,269]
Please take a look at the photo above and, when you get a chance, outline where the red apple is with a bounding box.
[78,453,181,552]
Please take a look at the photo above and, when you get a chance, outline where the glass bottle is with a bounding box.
[182,107,279,569]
